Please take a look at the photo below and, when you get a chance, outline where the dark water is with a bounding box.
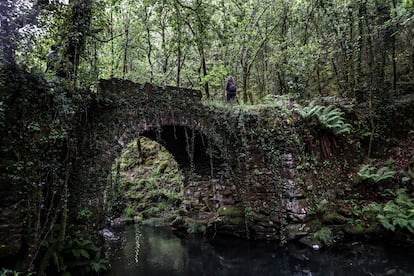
[106,225,414,276]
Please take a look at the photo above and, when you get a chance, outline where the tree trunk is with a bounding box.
[355,1,364,101]
[348,5,355,97]
[174,1,182,87]
[201,48,210,98]
[391,0,398,94]
[66,0,92,79]
[316,61,322,95]
[159,2,169,85]
[122,24,129,79]
[110,3,114,78]
[242,66,249,103]
[144,5,154,82]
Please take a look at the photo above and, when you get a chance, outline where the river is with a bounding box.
[105,224,414,276]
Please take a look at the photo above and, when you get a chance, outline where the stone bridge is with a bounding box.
[75,79,310,240]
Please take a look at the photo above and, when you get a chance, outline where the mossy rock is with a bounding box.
[144,159,155,166]
[298,235,322,249]
[157,160,169,173]
[321,212,348,225]
[217,206,244,217]
[344,222,382,236]
[226,217,244,225]
[216,206,245,226]
[297,219,323,232]
[344,223,366,235]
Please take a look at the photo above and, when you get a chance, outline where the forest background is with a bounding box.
[2,0,413,103]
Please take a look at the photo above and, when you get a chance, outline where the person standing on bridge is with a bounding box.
[45,44,58,73]
[225,76,237,104]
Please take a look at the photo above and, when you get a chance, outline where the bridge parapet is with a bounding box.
[98,79,202,102]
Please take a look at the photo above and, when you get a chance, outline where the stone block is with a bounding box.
[286,223,311,240]
[282,179,306,198]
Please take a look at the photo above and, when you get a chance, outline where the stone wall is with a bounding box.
[78,79,314,241]
[178,148,310,240]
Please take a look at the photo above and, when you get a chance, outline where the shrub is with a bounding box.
[313,227,333,246]
[377,189,414,234]
[296,101,352,135]
[185,220,206,234]
[357,164,396,183]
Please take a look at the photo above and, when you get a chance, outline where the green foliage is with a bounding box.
[59,237,108,274]
[315,199,329,214]
[0,268,20,276]
[260,94,294,115]
[313,227,333,246]
[357,164,396,183]
[109,137,183,223]
[377,189,414,234]
[0,67,81,273]
[7,0,414,104]
[218,206,244,217]
[402,158,414,184]
[0,101,5,128]
[349,190,414,235]
[89,252,109,273]
[296,101,352,135]
[295,101,324,120]
[185,220,206,235]
[201,64,229,96]
[124,205,135,219]
[77,206,92,223]
[64,238,97,259]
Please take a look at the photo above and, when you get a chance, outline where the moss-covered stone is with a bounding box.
[321,212,348,224]
[344,223,366,235]
[217,206,244,217]
[157,161,169,173]
[226,217,244,225]
[344,223,382,236]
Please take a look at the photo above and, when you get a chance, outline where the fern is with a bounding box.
[90,252,109,272]
[357,164,396,183]
[295,102,352,136]
[296,100,323,120]
[317,104,352,135]
[377,189,414,234]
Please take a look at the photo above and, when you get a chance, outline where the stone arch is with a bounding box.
[92,112,241,237]
[139,125,225,175]
[72,79,309,241]
[107,116,228,179]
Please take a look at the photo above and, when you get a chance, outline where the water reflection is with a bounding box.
[106,225,414,276]
[134,224,141,263]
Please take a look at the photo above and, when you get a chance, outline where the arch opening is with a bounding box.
[107,125,226,226]
[140,125,225,177]
[108,136,184,225]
